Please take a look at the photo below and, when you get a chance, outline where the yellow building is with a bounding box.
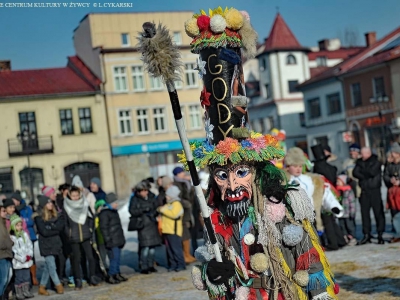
[0,57,115,203]
[73,11,205,198]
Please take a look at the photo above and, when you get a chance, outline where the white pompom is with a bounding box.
[210,15,226,33]
[282,224,304,246]
[191,265,206,290]
[235,286,250,300]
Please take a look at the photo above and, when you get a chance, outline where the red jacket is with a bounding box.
[388,186,400,211]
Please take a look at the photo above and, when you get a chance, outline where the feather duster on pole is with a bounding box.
[137,22,223,264]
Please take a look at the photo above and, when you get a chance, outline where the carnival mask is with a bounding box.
[213,164,253,218]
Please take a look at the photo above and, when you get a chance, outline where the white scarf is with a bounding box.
[63,196,89,225]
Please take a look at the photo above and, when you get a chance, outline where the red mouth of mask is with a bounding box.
[224,188,250,202]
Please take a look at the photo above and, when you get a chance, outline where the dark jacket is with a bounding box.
[0,218,13,260]
[313,161,338,187]
[353,154,382,190]
[35,214,64,257]
[90,188,107,202]
[129,194,161,248]
[98,206,125,249]
[383,162,400,188]
[64,209,94,244]
[17,200,37,241]
[56,194,64,211]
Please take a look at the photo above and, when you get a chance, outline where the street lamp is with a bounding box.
[16,131,36,207]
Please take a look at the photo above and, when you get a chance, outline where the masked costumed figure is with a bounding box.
[176,7,339,300]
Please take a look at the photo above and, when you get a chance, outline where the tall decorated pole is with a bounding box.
[137,22,223,263]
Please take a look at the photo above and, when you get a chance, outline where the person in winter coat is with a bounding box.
[89,178,106,202]
[311,144,338,187]
[129,182,161,274]
[34,196,64,296]
[3,198,29,235]
[96,193,127,284]
[343,143,362,198]
[0,200,14,299]
[11,193,38,286]
[63,186,100,289]
[353,147,385,245]
[336,175,357,246]
[56,184,70,213]
[9,214,34,299]
[157,185,185,272]
[323,145,343,176]
[41,186,60,213]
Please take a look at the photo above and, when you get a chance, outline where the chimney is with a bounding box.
[0,60,11,71]
[318,39,329,51]
[365,32,376,47]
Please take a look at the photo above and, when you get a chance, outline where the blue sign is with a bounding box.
[112,139,203,156]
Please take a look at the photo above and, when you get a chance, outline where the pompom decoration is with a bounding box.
[210,14,226,33]
[225,8,244,30]
[197,15,211,31]
[282,224,304,246]
[191,265,207,290]
[185,18,200,38]
[194,245,215,262]
[293,270,309,287]
[334,283,340,294]
[249,253,269,273]
[235,286,250,300]
[265,202,286,223]
[240,10,250,22]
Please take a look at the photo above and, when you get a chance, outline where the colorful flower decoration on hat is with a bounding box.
[178,133,285,169]
[204,118,214,142]
[200,86,211,108]
[196,57,207,79]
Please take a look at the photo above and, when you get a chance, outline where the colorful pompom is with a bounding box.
[225,8,244,30]
[240,11,250,22]
[293,270,309,287]
[249,253,269,273]
[185,18,200,38]
[235,286,250,300]
[334,283,340,294]
[210,14,226,33]
[282,224,304,246]
[265,202,286,223]
[191,265,207,290]
[197,15,210,31]
[194,245,215,262]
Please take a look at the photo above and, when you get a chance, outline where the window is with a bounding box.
[316,56,327,67]
[137,109,149,134]
[131,66,145,91]
[78,108,93,133]
[173,32,182,45]
[150,76,163,90]
[264,84,271,99]
[118,110,132,136]
[260,58,267,71]
[351,83,362,107]
[185,63,198,88]
[286,54,296,65]
[266,116,274,131]
[288,80,299,93]
[189,105,202,129]
[373,76,385,98]
[327,93,341,115]
[259,119,265,133]
[121,33,130,47]
[299,113,306,127]
[308,98,321,119]
[19,112,37,135]
[59,109,74,135]
[113,66,128,92]
[153,108,166,132]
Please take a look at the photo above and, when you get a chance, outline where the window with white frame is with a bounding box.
[113,66,128,92]
[286,54,297,65]
[189,105,202,129]
[136,109,149,134]
[153,108,166,132]
[173,32,182,45]
[185,63,198,88]
[121,33,130,47]
[131,66,145,91]
[118,110,132,135]
[150,76,163,90]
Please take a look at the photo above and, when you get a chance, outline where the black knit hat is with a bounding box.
[105,193,118,204]
[37,195,51,209]
[11,193,22,202]
[2,198,15,208]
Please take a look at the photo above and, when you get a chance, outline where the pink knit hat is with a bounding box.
[42,186,55,197]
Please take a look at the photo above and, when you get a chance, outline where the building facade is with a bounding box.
[73,12,205,198]
[0,57,114,202]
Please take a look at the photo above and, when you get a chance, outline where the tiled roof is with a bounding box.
[310,66,330,77]
[0,56,100,99]
[308,47,364,60]
[298,27,400,88]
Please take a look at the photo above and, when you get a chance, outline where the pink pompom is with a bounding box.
[197,15,210,31]
[334,283,340,294]
[265,202,286,223]
[240,11,250,22]
[235,286,249,300]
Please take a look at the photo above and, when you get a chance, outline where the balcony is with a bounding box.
[8,135,54,157]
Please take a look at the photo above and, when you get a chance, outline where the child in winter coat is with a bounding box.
[96,193,127,284]
[157,185,185,272]
[336,175,357,245]
[9,214,34,299]
[63,186,100,289]
[34,195,65,296]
